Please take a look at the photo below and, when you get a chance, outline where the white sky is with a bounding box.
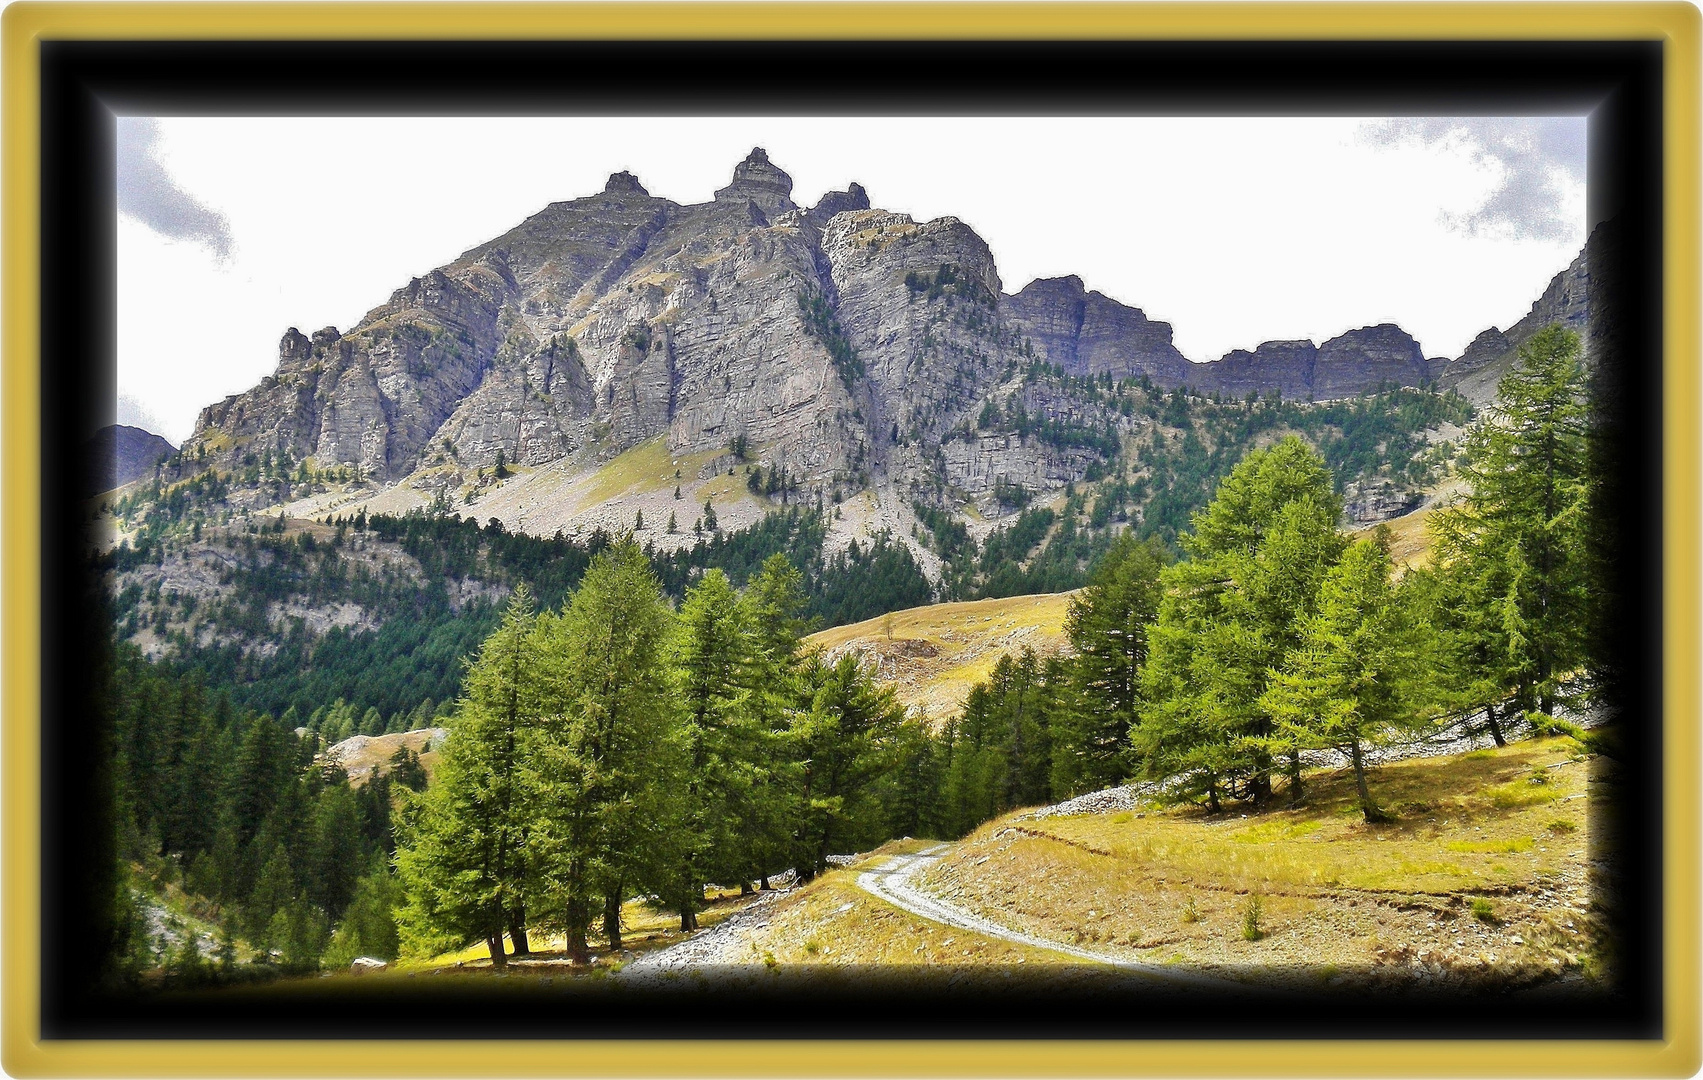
[117,116,1587,444]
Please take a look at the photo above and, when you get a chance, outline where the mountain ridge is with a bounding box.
[184,149,1600,510]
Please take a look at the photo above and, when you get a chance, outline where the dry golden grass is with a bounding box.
[324,728,443,787]
[700,839,1070,967]
[806,592,1076,722]
[919,739,1606,988]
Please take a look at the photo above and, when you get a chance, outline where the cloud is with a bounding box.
[116,117,233,260]
[115,391,168,436]
[1359,118,1585,242]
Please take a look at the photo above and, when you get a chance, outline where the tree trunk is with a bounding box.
[486,933,507,971]
[604,890,623,951]
[740,881,752,896]
[1286,750,1304,807]
[760,874,771,890]
[1350,740,1388,823]
[1206,782,1221,815]
[565,897,590,964]
[1485,703,1506,748]
[507,910,529,957]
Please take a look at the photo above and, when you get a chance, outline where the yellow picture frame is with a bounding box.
[4,4,1697,1075]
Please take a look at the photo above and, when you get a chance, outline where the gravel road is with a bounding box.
[853,845,1243,990]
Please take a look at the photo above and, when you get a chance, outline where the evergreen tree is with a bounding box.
[1053,535,1166,796]
[1260,538,1435,821]
[530,542,685,959]
[1136,438,1345,809]
[395,586,543,968]
[1429,325,1593,724]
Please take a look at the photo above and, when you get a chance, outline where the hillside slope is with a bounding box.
[807,591,1075,721]
[679,739,1607,993]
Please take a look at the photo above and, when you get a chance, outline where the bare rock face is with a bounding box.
[184,147,1597,529]
[1435,220,1606,405]
[87,424,176,495]
[808,182,871,227]
[1311,324,1430,399]
[1003,276,1191,385]
[1195,340,1319,401]
[713,147,797,222]
[1343,476,1422,524]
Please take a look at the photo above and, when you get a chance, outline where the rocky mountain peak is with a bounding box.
[602,170,648,196]
[1017,275,1086,298]
[809,182,871,224]
[714,147,796,218]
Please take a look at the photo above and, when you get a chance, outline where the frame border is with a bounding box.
[4,3,1698,1076]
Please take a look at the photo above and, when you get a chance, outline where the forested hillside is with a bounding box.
[93,325,1607,993]
[97,377,1468,722]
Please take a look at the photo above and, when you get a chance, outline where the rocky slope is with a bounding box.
[89,424,176,496]
[180,148,1600,529]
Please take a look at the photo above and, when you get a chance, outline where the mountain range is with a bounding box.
[178,148,1604,531]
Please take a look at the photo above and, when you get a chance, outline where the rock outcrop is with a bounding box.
[1432,220,1608,405]
[1003,276,1192,385]
[184,147,1597,519]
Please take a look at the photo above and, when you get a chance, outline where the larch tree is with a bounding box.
[1260,537,1435,822]
[1053,533,1167,797]
[1429,325,1594,727]
[1135,437,1345,809]
[786,652,906,881]
[531,542,685,959]
[671,569,759,929]
[734,554,813,890]
[395,584,543,969]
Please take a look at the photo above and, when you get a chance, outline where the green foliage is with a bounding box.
[396,586,544,965]
[1260,538,1435,821]
[529,542,686,958]
[796,288,864,390]
[1241,894,1264,941]
[1137,438,1347,810]
[1428,326,1594,722]
[939,649,1063,836]
[1053,534,1167,797]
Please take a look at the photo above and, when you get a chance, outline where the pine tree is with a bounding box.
[1136,438,1345,809]
[1053,534,1166,796]
[530,542,685,959]
[1260,538,1434,821]
[1429,325,1593,725]
[395,586,543,969]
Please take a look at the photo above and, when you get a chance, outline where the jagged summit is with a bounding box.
[603,170,648,196]
[714,146,796,219]
[809,181,870,224]
[184,147,1597,530]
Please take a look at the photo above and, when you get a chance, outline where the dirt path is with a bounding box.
[854,844,1243,990]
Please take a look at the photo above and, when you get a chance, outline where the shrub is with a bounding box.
[1241,894,1264,941]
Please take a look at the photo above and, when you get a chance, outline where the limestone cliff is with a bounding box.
[185,148,1596,522]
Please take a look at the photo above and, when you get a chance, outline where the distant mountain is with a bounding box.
[180,148,1594,517]
[88,424,176,496]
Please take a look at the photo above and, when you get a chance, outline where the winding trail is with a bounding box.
[855,844,1246,990]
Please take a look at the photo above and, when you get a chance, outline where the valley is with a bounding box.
[87,144,1622,1014]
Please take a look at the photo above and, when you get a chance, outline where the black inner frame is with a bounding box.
[38,38,1665,1040]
